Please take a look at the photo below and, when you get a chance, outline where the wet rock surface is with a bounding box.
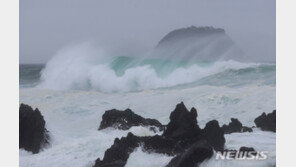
[221,118,253,134]
[202,120,225,151]
[98,108,164,131]
[94,102,225,167]
[94,103,275,167]
[19,103,50,154]
[254,110,276,132]
[165,140,213,167]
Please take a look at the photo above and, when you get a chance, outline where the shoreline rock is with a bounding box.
[94,102,225,167]
[221,118,253,134]
[165,140,213,167]
[202,120,225,151]
[254,110,276,132]
[19,103,50,154]
[98,108,164,131]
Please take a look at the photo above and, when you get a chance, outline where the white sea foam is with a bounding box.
[126,148,173,167]
[200,129,276,167]
[20,79,275,167]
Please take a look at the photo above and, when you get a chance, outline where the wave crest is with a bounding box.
[38,43,259,93]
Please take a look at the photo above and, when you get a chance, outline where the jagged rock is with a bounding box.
[221,118,253,134]
[94,133,140,167]
[19,103,49,154]
[98,108,164,131]
[254,110,276,132]
[202,120,225,151]
[221,118,241,133]
[94,102,226,167]
[165,140,213,167]
[163,102,201,140]
[93,132,195,167]
[93,133,182,167]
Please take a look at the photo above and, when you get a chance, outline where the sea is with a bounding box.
[19,44,276,167]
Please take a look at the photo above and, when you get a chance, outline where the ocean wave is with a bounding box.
[36,43,273,93]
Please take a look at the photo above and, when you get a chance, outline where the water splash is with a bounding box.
[38,43,262,93]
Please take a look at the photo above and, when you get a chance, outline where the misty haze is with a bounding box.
[19,1,276,167]
[20,0,275,64]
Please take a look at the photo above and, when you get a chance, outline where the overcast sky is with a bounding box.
[20,0,275,64]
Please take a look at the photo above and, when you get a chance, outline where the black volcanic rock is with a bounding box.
[94,133,140,167]
[166,140,213,167]
[98,108,164,131]
[221,118,253,134]
[94,102,226,167]
[163,102,201,139]
[140,135,183,155]
[202,120,225,151]
[242,126,253,133]
[221,118,242,133]
[93,133,182,167]
[19,103,49,154]
[254,110,276,132]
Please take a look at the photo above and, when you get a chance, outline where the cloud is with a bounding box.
[20,0,275,63]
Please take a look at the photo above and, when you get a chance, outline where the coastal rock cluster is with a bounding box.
[94,102,221,167]
[18,103,276,166]
[19,103,50,154]
[94,102,276,167]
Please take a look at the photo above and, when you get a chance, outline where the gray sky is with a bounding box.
[20,0,275,64]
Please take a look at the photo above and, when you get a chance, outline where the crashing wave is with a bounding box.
[37,26,270,92]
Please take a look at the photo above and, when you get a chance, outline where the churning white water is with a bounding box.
[20,43,276,167]
[37,44,262,93]
[19,82,275,167]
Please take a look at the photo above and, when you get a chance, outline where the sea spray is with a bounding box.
[38,43,261,93]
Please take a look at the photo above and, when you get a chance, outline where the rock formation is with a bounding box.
[98,108,164,131]
[94,102,225,167]
[221,118,253,134]
[254,110,276,132]
[19,103,50,154]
